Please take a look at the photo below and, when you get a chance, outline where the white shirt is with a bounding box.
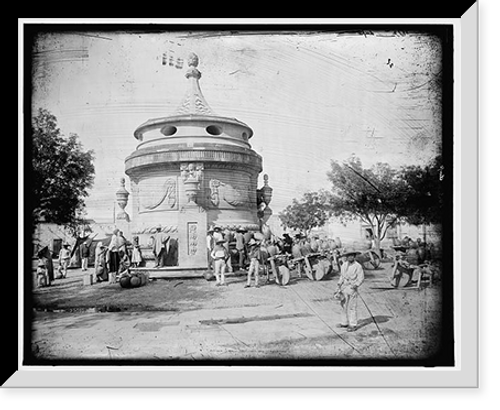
[213,231,224,242]
[206,234,214,250]
[339,261,364,289]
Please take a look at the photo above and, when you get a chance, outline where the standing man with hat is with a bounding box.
[235,226,247,272]
[334,248,365,332]
[212,226,224,243]
[211,238,229,286]
[58,243,71,278]
[152,225,167,268]
[245,238,263,288]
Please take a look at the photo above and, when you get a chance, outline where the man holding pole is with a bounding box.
[334,248,364,332]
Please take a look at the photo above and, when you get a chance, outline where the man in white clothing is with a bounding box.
[334,248,365,332]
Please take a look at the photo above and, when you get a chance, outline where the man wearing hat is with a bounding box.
[151,225,168,268]
[335,248,365,332]
[211,238,229,286]
[235,226,247,271]
[58,243,71,278]
[245,238,263,288]
[281,233,293,254]
[212,226,224,243]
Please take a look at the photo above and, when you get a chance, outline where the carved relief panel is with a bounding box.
[207,172,254,210]
[138,176,178,213]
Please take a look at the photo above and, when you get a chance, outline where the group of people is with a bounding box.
[36,241,75,287]
[206,226,365,331]
[93,229,144,283]
[150,226,178,268]
[35,229,145,288]
[206,227,345,287]
[206,226,279,288]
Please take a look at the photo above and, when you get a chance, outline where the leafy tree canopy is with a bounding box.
[398,155,444,226]
[279,156,444,255]
[325,156,407,249]
[31,108,95,233]
[278,191,332,235]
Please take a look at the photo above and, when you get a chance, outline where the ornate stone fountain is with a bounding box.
[122,52,271,275]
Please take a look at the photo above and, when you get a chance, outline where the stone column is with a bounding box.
[178,163,208,270]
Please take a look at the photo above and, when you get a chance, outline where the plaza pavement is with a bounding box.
[29,262,442,362]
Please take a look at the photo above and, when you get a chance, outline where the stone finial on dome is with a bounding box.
[185,52,201,80]
[187,52,199,68]
[175,52,216,115]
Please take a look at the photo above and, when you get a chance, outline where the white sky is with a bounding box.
[31,29,443,222]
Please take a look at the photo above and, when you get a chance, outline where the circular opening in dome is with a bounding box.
[242,132,248,140]
[161,125,177,136]
[206,125,222,136]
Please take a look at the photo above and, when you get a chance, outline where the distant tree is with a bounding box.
[278,191,332,236]
[279,156,445,254]
[398,155,444,227]
[325,157,407,255]
[31,108,95,234]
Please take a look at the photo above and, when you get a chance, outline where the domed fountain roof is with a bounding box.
[126,52,262,179]
[133,52,253,141]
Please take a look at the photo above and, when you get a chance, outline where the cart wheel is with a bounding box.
[324,259,333,276]
[390,270,411,288]
[313,262,325,281]
[279,265,290,286]
[363,252,381,270]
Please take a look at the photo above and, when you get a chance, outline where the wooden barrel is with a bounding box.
[417,246,427,263]
[312,260,325,281]
[300,244,311,256]
[292,244,302,259]
[279,265,290,286]
[406,248,420,265]
[266,245,278,257]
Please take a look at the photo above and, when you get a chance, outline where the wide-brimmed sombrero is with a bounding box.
[340,247,361,257]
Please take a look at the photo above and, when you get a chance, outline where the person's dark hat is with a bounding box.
[237,226,247,233]
[213,226,222,231]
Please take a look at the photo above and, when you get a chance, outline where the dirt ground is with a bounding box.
[29,261,443,363]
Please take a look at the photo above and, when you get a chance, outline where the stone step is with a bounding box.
[129,267,247,279]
